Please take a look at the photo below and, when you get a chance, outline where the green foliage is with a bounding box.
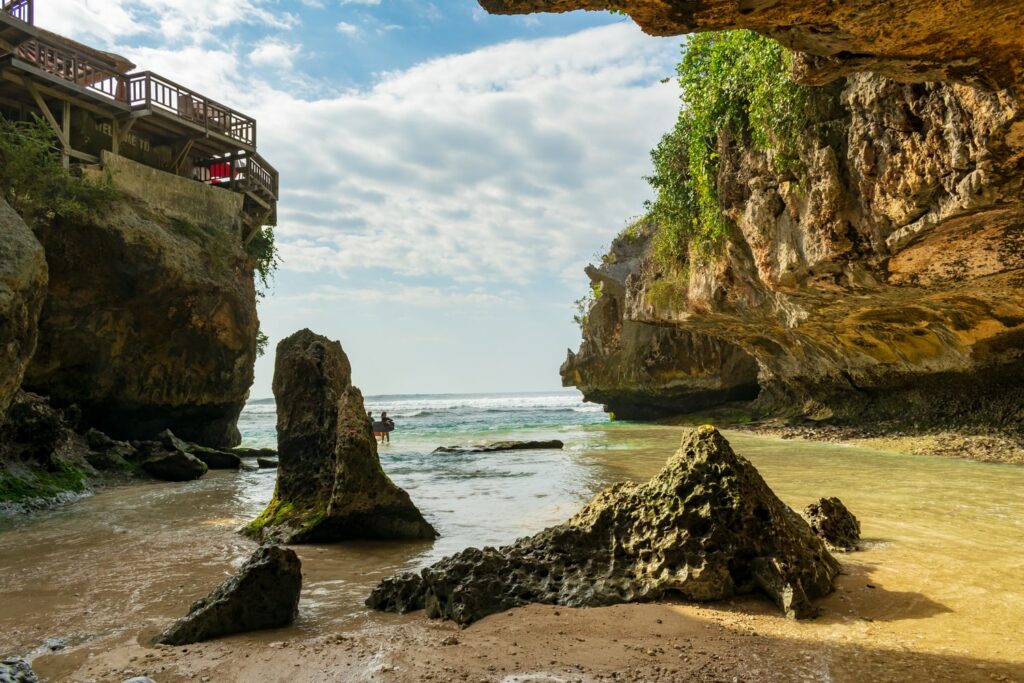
[0,114,118,224]
[246,225,280,297]
[256,330,269,357]
[646,31,812,265]
[572,280,603,330]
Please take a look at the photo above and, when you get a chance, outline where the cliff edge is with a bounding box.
[22,155,259,447]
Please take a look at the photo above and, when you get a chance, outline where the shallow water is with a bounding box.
[1,395,1023,672]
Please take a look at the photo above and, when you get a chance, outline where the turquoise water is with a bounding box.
[237,391,615,559]
[239,391,609,448]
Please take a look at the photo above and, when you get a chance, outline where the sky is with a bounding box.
[38,0,683,398]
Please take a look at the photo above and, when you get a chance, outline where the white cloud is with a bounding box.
[283,284,518,308]
[249,40,302,70]
[240,24,680,285]
[36,0,297,43]
[336,21,360,36]
[340,0,381,4]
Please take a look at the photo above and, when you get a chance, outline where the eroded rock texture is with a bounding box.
[158,545,301,645]
[478,0,1024,88]
[563,224,759,419]
[368,426,839,624]
[567,73,1024,437]
[22,195,258,447]
[0,198,46,420]
[0,392,92,509]
[0,656,38,683]
[245,329,437,544]
[805,497,861,552]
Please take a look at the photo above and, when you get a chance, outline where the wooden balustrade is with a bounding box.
[16,38,126,99]
[127,71,256,147]
[194,152,279,201]
[2,0,33,24]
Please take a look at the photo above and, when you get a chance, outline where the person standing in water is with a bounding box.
[379,411,395,443]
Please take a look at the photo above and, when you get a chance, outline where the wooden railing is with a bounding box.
[16,38,127,100]
[7,34,258,149]
[195,152,279,201]
[127,72,256,147]
[2,0,33,24]
[246,152,279,199]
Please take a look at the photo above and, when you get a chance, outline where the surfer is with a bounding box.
[379,411,395,443]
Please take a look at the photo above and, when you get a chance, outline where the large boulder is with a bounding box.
[0,198,47,420]
[158,545,301,645]
[369,426,839,623]
[188,445,242,470]
[805,497,862,551]
[244,329,436,543]
[138,431,207,482]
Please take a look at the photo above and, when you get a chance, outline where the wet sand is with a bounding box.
[3,427,1024,682]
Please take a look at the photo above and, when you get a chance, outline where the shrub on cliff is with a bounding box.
[0,115,117,225]
[246,225,279,296]
[646,31,812,264]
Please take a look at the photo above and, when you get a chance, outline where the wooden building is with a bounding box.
[0,0,278,238]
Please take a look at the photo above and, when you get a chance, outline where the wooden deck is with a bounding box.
[0,0,277,231]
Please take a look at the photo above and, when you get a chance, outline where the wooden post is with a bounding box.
[61,100,70,169]
[111,118,119,155]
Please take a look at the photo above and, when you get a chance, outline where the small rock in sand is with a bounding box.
[804,497,861,551]
[158,545,301,645]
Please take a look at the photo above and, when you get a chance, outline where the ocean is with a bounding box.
[236,390,629,561]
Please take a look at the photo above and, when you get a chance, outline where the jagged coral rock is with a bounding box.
[245,329,436,544]
[368,426,838,624]
[805,497,861,552]
[158,545,301,645]
[478,0,1024,88]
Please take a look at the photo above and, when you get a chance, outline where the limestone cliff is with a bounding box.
[562,221,759,419]
[22,155,259,447]
[479,0,1024,89]
[0,198,46,419]
[569,71,1024,435]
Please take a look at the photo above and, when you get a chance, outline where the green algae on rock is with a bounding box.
[368,426,838,624]
[244,329,437,544]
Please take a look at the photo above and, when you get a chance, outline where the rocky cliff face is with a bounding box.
[22,179,258,447]
[480,0,1024,89]
[568,72,1024,435]
[0,198,46,419]
[562,223,759,419]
